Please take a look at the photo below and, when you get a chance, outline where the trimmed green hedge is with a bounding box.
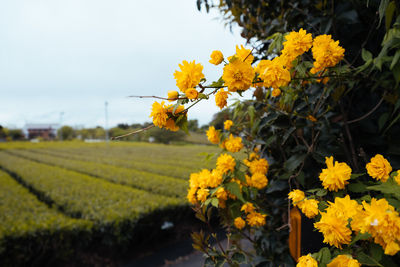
[6,149,188,198]
[0,169,92,266]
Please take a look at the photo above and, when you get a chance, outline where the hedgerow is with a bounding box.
[6,149,187,198]
[0,169,92,266]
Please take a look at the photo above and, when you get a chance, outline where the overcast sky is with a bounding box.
[0,0,249,129]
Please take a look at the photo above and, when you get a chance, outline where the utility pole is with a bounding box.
[59,112,64,141]
[105,101,109,143]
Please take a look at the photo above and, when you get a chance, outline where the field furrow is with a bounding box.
[0,169,92,239]
[26,148,195,179]
[7,149,188,198]
[0,152,182,224]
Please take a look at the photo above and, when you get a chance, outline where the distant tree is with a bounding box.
[147,127,185,144]
[209,109,233,130]
[58,126,75,140]
[117,123,129,129]
[188,119,199,132]
[8,129,24,140]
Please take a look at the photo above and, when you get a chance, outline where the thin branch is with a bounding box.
[347,92,386,124]
[128,95,186,101]
[111,125,155,140]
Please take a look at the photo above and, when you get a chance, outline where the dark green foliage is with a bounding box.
[196,0,400,265]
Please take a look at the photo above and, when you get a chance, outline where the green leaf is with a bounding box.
[356,251,384,266]
[226,182,245,202]
[348,182,368,193]
[350,173,365,179]
[231,252,246,263]
[362,49,373,62]
[198,93,209,100]
[211,197,219,208]
[350,232,372,245]
[385,1,396,30]
[378,0,390,28]
[370,243,383,262]
[367,178,400,199]
[378,113,389,130]
[316,188,327,197]
[284,154,307,172]
[390,48,400,70]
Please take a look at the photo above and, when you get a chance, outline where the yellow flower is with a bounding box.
[187,187,198,204]
[224,134,243,153]
[306,115,317,122]
[185,88,199,99]
[234,217,246,229]
[215,88,231,109]
[258,57,291,89]
[197,169,212,189]
[222,59,255,92]
[216,153,236,174]
[281,28,313,61]
[167,90,179,102]
[209,50,224,65]
[215,187,228,201]
[271,88,281,97]
[395,171,400,185]
[361,198,400,255]
[288,189,305,207]
[165,118,179,132]
[234,45,254,63]
[326,195,361,220]
[248,172,268,189]
[300,199,319,218]
[319,156,352,191]
[246,158,269,175]
[173,60,204,93]
[327,255,361,267]
[149,101,168,128]
[241,202,255,214]
[206,126,220,144]
[314,211,352,248]
[196,188,209,203]
[209,169,223,188]
[297,254,318,267]
[366,154,392,182]
[246,212,267,227]
[224,120,233,130]
[249,152,259,160]
[310,35,345,74]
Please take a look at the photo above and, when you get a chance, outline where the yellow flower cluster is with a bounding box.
[187,167,224,204]
[149,101,186,131]
[288,189,319,218]
[216,153,236,174]
[281,28,313,66]
[244,157,269,190]
[296,254,318,267]
[255,57,291,89]
[352,198,400,255]
[222,58,255,92]
[173,60,204,93]
[209,50,224,65]
[206,126,220,144]
[224,120,233,130]
[327,255,360,267]
[319,156,352,191]
[224,134,243,153]
[310,35,345,74]
[234,202,267,228]
[215,88,230,109]
[314,195,358,248]
[366,154,392,182]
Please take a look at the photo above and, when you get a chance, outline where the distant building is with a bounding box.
[24,123,59,140]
